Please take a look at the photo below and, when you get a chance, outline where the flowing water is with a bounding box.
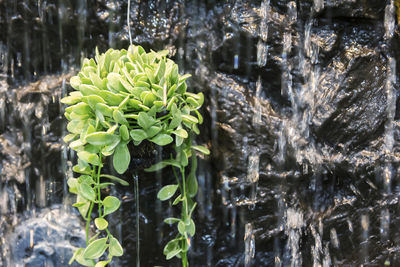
[1,0,400,266]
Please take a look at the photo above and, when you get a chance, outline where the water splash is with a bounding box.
[361,214,370,264]
[383,0,396,192]
[244,223,255,266]
[285,208,305,267]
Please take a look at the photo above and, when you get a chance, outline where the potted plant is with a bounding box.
[61,45,209,267]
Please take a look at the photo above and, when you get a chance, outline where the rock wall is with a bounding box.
[1,0,400,266]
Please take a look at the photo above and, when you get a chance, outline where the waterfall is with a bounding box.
[1,0,400,266]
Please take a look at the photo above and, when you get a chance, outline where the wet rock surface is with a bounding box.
[1,0,400,266]
[1,206,85,267]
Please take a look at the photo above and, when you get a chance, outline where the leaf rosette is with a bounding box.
[62,45,204,174]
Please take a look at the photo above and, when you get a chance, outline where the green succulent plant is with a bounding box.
[62,44,208,267]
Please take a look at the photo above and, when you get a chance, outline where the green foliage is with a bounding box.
[62,45,209,266]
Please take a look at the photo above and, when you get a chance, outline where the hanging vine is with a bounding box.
[62,45,208,266]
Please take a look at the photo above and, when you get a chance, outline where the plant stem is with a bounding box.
[134,173,141,267]
[97,154,103,217]
[86,201,94,246]
[180,167,188,267]
[85,164,98,246]
[85,154,103,246]
[172,164,182,192]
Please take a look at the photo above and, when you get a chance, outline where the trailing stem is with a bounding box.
[134,173,141,267]
[180,166,189,267]
[85,153,103,246]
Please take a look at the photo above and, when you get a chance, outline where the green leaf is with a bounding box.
[83,237,108,259]
[136,80,150,88]
[72,202,87,208]
[146,125,161,138]
[94,218,109,230]
[172,129,188,138]
[188,154,198,197]
[89,72,106,90]
[177,150,189,167]
[95,260,111,267]
[118,95,130,110]
[138,103,150,111]
[73,164,91,175]
[96,182,115,189]
[103,196,121,216]
[113,109,128,125]
[179,74,191,82]
[174,136,182,148]
[86,95,106,110]
[178,221,186,235]
[79,84,101,97]
[95,110,105,124]
[181,114,199,124]
[176,81,187,94]
[143,92,156,107]
[172,194,182,205]
[86,132,119,146]
[107,73,126,92]
[70,248,96,266]
[61,95,82,105]
[163,239,180,256]
[177,219,195,237]
[67,120,86,134]
[169,113,182,130]
[95,103,113,117]
[187,172,198,198]
[137,112,156,129]
[150,134,173,146]
[157,49,169,58]
[78,174,94,185]
[63,133,77,143]
[167,84,177,98]
[77,151,101,166]
[100,174,129,186]
[130,129,147,142]
[164,217,180,224]
[88,232,101,244]
[194,109,204,124]
[67,178,79,194]
[107,124,118,135]
[69,248,80,265]
[192,123,200,135]
[145,68,155,84]
[169,64,179,85]
[166,248,182,260]
[187,218,196,236]
[186,97,200,108]
[192,145,210,155]
[76,195,90,218]
[144,159,181,172]
[101,135,121,156]
[113,143,130,174]
[68,111,89,121]
[70,76,82,89]
[109,237,124,257]
[167,96,177,110]
[98,90,125,106]
[79,183,95,201]
[157,184,179,201]
[155,59,166,80]
[128,99,142,110]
